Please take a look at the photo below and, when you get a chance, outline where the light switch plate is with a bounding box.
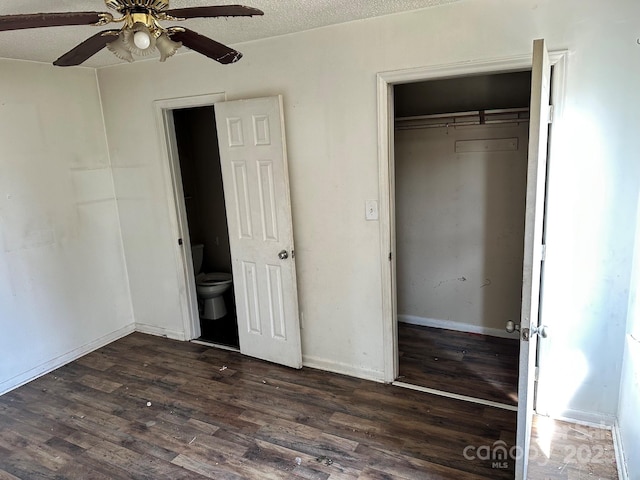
[365,200,379,220]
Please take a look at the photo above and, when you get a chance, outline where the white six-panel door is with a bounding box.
[515,39,552,480]
[214,96,302,369]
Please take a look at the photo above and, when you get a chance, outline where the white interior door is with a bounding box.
[515,38,552,479]
[214,95,302,369]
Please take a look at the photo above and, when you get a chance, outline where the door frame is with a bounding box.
[154,92,227,341]
[377,50,567,384]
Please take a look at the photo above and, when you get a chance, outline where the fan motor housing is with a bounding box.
[105,0,170,13]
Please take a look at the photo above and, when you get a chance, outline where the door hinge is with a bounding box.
[178,238,183,246]
[541,244,546,262]
[535,366,540,381]
[292,249,295,259]
[389,252,392,261]
[547,105,554,124]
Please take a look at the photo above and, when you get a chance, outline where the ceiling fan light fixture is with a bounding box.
[156,33,182,62]
[106,32,134,62]
[0,1,263,67]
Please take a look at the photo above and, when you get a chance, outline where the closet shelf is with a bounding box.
[395,107,530,130]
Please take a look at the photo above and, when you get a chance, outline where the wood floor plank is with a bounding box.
[527,417,618,479]
[55,458,134,480]
[398,323,519,405]
[248,439,331,480]
[171,453,243,480]
[354,443,496,480]
[0,469,21,480]
[0,332,617,479]
[0,454,58,480]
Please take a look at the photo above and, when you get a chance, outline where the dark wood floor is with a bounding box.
[1,333,517,479]
[0,333,617,479]
[398,323,519,406]
[528,417,618,479]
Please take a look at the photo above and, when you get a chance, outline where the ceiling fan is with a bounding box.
[0,0,263,67]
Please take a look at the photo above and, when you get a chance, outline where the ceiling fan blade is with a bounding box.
[0,12,105,32]
[53,30,120,67]
[170,28,242,64]
[165,5,264,19]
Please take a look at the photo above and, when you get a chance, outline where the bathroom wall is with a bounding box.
[395,122,528,335]
[97,0,640,419]
[173,110,204,247]
[0,60,133,394]
[173,107,232,273]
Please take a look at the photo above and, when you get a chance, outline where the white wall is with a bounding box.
[617,193,640,478]
[97,0,640,415]
[0,60,134,394]
[395,124,528,334]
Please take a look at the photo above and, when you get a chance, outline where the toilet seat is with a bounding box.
[196,272,232,286]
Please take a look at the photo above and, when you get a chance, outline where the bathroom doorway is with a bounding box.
[158,94,303,368]
[172,105,239,349]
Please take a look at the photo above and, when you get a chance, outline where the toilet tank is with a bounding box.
[191,244,204,274]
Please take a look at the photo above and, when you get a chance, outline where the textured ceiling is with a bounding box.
[0,0,460,68]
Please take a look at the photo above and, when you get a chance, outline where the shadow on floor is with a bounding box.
[197,290,239,349]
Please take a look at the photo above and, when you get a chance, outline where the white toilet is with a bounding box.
[191,244,233,320]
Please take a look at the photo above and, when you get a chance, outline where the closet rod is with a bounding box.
[395,118,530,131]
[395,107,530,130]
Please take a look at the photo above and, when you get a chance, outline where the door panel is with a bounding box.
[215,96,302,369]
[515,38,552,480]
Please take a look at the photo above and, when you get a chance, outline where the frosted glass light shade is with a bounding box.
[156,33,182,62]
[106,33,134,62]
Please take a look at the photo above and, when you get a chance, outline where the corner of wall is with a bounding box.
[613,420,630,480]
[94,70,136,327]
[135,323,186,341]
[0,323,135,397]
[302,355,385,383]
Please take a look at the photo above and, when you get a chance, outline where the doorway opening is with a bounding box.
[393,71,532,408]
[379,43,567,479]
[172,106,239,349]
[159,95,303,367]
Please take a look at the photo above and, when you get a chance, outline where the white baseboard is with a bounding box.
[543,409,617,429]
[398,314,519,340]
[302,355,384,383]
[393,381,518,411]
[135,323,185,341]
[613,420,629,480]
[0,323,135,396]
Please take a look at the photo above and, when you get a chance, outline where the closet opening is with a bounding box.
[393,71,532,407]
